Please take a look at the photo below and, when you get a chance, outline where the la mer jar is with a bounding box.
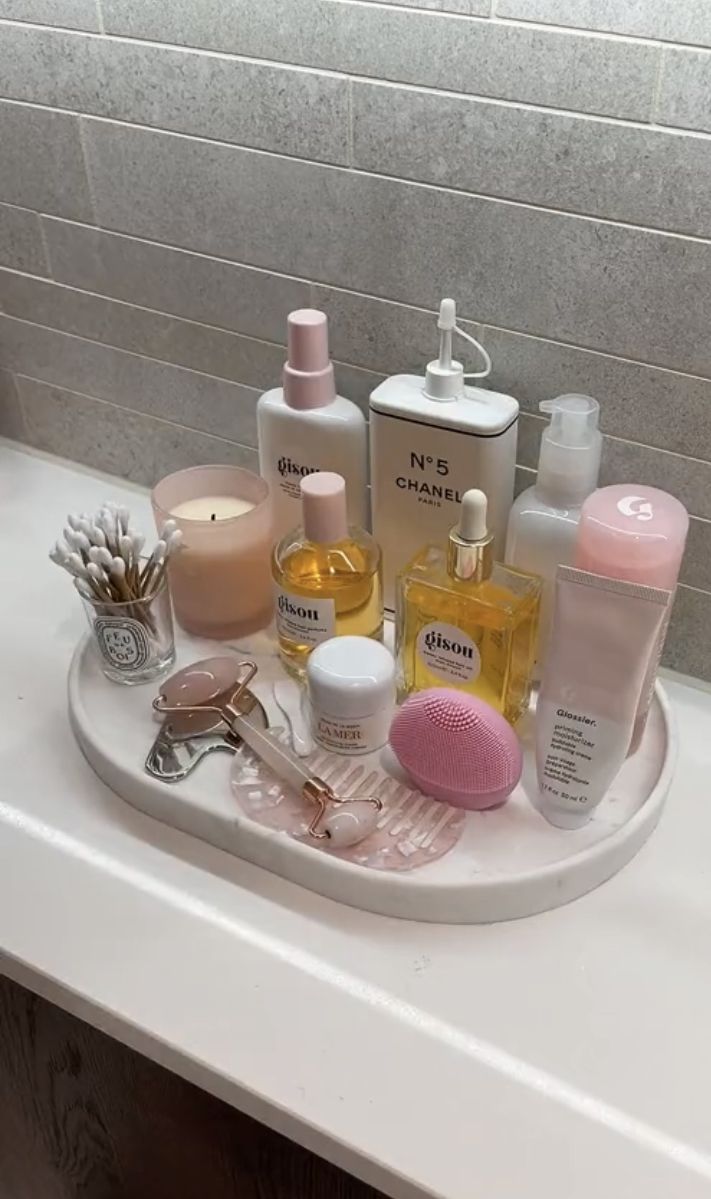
[152,465,273,639]
[307,636,396,756]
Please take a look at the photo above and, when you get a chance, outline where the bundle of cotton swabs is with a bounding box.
[49,502,183,606]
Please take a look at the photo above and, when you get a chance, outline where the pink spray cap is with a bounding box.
[301,472,348,544]
[576,485,689,589]
[283,309,336,410]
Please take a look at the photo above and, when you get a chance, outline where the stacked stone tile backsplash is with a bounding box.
[0,0,709,677]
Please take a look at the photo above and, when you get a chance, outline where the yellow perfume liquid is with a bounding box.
[272,472,382,677]
[396,490,541,725]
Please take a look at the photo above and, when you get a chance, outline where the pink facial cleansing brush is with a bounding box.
[389,689,523,810]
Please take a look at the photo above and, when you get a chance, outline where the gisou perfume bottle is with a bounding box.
[396,489,541,725]
[272,472,382,677]
[258,309,367,541]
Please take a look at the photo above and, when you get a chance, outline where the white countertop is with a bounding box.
[2,440,711,1199]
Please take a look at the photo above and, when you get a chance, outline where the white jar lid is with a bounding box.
[307,636,395,718]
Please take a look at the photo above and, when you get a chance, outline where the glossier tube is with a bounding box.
[536,566,669,829]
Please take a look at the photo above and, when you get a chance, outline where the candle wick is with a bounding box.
[211,513,216,521]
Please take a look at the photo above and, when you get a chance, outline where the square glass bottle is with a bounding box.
[396,490,541,725]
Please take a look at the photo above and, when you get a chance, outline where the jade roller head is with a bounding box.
[155,657,382,848]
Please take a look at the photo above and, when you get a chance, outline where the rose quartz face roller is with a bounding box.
[154,657,382,848]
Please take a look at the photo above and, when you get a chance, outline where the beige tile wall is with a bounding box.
[0,0,709,676]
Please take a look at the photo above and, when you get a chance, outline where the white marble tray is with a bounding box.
[68,631,676,924]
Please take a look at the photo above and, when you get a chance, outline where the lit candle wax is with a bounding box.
[152,467,274,640]
[171,496,255,522]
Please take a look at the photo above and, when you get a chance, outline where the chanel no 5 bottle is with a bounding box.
[273,472,382,677]
[370,299,518,611]
[396,490,541,725]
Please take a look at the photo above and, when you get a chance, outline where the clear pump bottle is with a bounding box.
[505,394,602,676]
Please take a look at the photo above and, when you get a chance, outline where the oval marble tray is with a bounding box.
[68,632,676,924]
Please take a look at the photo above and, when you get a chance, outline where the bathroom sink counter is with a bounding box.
[2,440,710,1199]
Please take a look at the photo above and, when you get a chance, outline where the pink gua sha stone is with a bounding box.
[158,656,245,736]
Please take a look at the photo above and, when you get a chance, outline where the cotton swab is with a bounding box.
[50,503,183,604]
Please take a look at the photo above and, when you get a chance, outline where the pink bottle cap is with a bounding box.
[301,472,348,544]
[283,309,336,410]
[576,485,689,588]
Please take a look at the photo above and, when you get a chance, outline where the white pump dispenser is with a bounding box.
[506,393,602,675]
[369,299,518,610]
[536,394,602,505]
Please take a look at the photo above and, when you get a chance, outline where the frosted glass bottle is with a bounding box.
[505,395,601,677]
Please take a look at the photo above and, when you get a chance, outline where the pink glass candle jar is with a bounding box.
[152,465,274,639]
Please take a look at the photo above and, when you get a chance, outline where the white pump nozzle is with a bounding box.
[537,394,602,503]
[424,299,492,401]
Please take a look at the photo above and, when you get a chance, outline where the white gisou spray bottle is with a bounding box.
[258,309,368,541]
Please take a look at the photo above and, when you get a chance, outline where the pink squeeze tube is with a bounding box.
[536,566,669,829]
[575,485,688,748]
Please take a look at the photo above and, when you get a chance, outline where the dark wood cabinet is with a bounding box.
[0,975,384,1199]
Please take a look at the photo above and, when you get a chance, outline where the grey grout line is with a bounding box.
[76,116,100,228]
[36,106,711,246]
[31,95,711,241]
[346,77,355,169]
[0,311,268,390]
[477,317,711,386]
[10,368,28,442]
[36,219,53,280]
[0,198,51,218]
[3,6,711,53]
[48,97,711,240]
[4,257,711,395]
[95,0,105,35]
[0,305,383,389]
[14,372,262,450]
[0,271,383,378]
[276,1,687,50]
[7,214,711,390]
[0,19,350,79]
[677,582,711,597]
[342,74,711,139]
[35,210,323,289]
[0,25,708,139]
[650,46,668,124]
[486,12,711,53]
[0,266,293,349]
